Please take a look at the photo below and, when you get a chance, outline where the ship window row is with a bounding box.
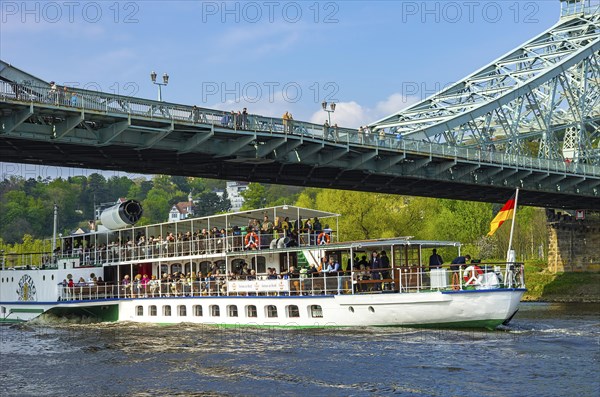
[136,304,322,318]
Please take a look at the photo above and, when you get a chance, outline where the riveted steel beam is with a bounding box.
[178,127,214,154]
[1,103,33,134]
[256,137,286,158]
[53,112,85,140]
[97,119,131,146]
[216,135,256,157]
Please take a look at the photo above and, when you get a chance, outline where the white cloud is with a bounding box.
[308,93,422,129]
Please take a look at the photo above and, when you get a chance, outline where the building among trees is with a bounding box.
[168,193,194,222]
[226,181,248,211]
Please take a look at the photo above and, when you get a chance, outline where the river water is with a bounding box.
[1,302,598,397]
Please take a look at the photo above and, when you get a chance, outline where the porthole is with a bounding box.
[51,275,54,281]
[246,305,257,318]
[286,305,300,318]
[228,305,238,317]
[193,305,203,316]
[368,306,375,313]
[348,306,354,313]
[309,305,323,318]
[266,305,278,318]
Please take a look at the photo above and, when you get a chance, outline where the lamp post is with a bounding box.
[150,71,169,101]
[322,101,336,124]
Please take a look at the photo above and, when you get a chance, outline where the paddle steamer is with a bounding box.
[0,201,526,328]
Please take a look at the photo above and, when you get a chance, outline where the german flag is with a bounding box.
[487,194,516,236]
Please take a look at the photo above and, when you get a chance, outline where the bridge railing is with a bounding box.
[1,81,597,177]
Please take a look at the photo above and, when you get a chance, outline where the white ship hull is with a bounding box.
[116,289,524,328]
[1,205,527,329]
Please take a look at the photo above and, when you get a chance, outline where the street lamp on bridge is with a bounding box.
[150,71,169,101]
[322,101,336,124]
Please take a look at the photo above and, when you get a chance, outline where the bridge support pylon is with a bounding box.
[546,209,600,273]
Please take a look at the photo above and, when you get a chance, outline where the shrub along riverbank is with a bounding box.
[523,260,600,303]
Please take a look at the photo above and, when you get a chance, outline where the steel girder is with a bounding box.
[371,8,600,165]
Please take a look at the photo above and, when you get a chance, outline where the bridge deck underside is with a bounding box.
[1,134,598,210]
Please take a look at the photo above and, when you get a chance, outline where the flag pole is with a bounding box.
[506,188,519,262]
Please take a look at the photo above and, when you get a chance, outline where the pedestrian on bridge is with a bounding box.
[323,120,330,139]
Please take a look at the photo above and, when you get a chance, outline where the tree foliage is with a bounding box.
[0,173,550,262]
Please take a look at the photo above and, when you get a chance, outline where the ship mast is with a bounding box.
[52,203,58,254]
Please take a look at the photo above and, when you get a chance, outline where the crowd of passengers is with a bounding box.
[108,250,392,297]
[55,215,335,262]
[57,248,402,300]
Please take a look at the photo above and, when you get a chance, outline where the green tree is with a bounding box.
[241,183,266,210]
[193,191,231,217]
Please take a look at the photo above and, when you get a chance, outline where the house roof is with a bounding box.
[174,201,193,215]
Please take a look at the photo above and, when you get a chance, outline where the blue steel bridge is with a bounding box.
[0,0,599,210]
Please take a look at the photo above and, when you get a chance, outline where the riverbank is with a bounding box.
[523,261,600,303]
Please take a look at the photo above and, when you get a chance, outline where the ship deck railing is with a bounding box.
[56,231,337,265]
[1,232,338,269]
[55,263,525,302]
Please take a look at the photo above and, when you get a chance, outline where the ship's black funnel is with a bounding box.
[99,200,143,230]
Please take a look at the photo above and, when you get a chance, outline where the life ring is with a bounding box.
[463,265,483,285]
[317,232,330,245]
[244,232,259,249]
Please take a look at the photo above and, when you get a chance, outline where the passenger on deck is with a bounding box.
[149,275,159,297]
[380,251,390,280]
[358,255,368,269]
[307,263,319,277]
[450,254,471,271]
[326,257,342,294]
[121,275,131,297]
[429,249,443,271]
[318,255,328,275]
[267,267,278,280]
[313,217,322,244]
[140,274,150,297]
[287,265,300,294]
[370,251,381,290]
[362,265,371,292]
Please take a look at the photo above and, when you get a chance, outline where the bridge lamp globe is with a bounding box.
[162,73,169,85]
[330,103,336,111]
[322,101,327,111]
[150,71,157,83]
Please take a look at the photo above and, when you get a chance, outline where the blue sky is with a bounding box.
[1,0,561,178]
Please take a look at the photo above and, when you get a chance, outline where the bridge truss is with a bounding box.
[372,1,600,165]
